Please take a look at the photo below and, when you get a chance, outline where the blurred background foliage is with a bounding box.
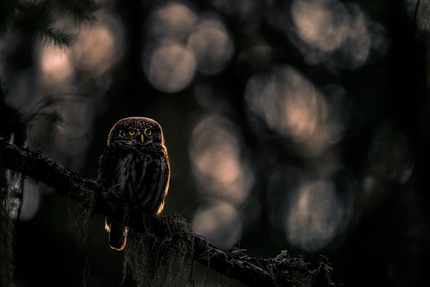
[2,0,430,286]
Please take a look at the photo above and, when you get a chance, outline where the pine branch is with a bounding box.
[47,0,97,25]
[1,0,96,47]
[0,139,338,287]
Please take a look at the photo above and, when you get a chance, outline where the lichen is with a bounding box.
[228,248,335,287]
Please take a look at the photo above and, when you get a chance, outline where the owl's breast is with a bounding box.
[99,141,169,213]
[114,153,143,201]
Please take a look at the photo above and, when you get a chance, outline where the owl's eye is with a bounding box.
[128,130,136,136]
[145,129,153,136]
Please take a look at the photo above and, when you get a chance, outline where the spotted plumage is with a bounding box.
[98,117,170,250]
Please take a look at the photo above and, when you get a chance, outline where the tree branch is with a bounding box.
[0,139,337,287]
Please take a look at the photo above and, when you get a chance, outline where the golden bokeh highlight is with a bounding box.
[286,178,353,251]
[189,115,253,205]
[187,17,234,74]
[192,202,243,250]
[290,0,371,67]
[145,44,196,93]
[245,65,341,156]
[189,115,254,249]
[72,9,125,76]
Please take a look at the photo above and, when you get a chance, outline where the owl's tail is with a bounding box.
[105,216,128,251]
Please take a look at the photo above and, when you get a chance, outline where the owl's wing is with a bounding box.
[135,153,170,214]
[98,144,123,188]
[114,153,136,196]
[99,146,134,251]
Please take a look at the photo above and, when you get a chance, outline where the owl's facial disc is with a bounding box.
[107,117,164,146]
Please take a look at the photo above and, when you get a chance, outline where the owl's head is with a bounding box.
[107,117,165,146]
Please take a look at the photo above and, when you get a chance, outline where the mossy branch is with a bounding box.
[0,139,338,287]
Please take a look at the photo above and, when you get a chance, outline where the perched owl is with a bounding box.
[98,117,170,251]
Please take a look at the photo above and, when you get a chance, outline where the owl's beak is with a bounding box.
[141,134,144,143]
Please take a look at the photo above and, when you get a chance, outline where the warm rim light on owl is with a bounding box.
[98,117,170,251]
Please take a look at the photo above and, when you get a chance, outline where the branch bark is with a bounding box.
[0,139,337,287]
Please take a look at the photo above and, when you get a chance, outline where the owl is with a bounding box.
[98,117,170,251]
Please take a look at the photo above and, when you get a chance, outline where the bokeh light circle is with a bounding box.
[245,65,335,156]
[286,177,354,251]
[192,202,243,250]
[73,9,125,76]
[148,3,197,43]
[145,44,196,93]
[189,115,253,205]
[188,18,234,74]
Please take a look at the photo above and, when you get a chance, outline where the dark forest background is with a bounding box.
[2,0,430,286]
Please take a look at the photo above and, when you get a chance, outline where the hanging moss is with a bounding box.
[68,185,95,287]
[0,166,15,287]
[123,214,196,287]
